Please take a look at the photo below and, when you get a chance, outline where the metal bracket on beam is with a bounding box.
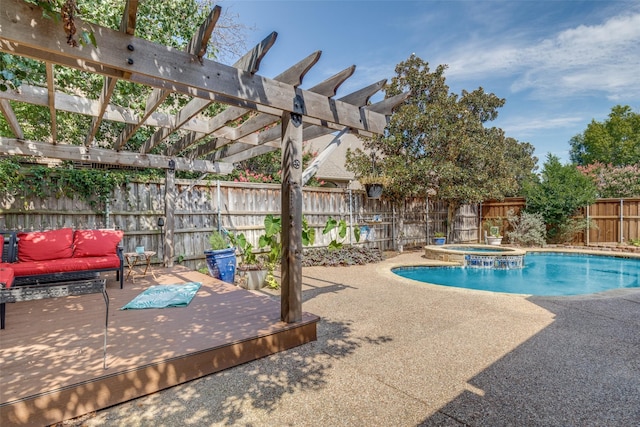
[292,94,304,127]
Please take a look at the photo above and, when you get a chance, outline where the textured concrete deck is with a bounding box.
[64,251,640,426]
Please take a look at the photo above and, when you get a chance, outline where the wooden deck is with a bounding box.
[0,266,319,426]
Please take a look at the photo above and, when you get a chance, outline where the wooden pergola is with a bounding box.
[0,0,404,323]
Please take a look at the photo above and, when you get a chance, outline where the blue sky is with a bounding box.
[220,0,640,165]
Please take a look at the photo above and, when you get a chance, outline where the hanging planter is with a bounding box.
[356,151,391,199]
[359,175,390,199]
[365,183,384,199]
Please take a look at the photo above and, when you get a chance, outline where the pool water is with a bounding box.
[393,252,640,296]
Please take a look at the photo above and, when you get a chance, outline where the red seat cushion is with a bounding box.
[73,229,124,257]
[8,256,121,277]
[0,267,14,288]
[17,228,74,262]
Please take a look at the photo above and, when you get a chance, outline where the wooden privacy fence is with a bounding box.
[481,197,640,244]
[0,180,445,270]
[2,181,638,270]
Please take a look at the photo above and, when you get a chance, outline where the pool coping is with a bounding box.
[424,244,526,264]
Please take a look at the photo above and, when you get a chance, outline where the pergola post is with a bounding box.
[164,161,176,267]
[280,95,304,323]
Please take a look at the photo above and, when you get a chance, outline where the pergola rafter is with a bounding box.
[113,6,223,152]
[213,79,389,163]
[160,31,283,157]
[85,0,139,146]
[0,0,406,323]
[189,59,351,160]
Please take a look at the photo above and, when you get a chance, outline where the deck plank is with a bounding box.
[0,266,318,426]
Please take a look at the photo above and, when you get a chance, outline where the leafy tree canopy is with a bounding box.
[569,105,640,166]
[577,162,640,198]
[346,55,537,236]
[523,154,597,242]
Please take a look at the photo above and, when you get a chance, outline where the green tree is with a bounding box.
[1,0,247,153]
[569,105,640,166]
[346,55,537,247]
[523,154,597,243]
[577,162,640,198]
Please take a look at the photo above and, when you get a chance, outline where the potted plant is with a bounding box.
[230,232,268,290]
[359,175,391,199]
[484,219,503,246]
[204,230,237,283]
[257,214,316,289]
[258,214,283,289]
[433,232,446,245]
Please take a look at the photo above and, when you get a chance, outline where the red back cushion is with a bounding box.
[17,228,74,262]
[74,229,124,257]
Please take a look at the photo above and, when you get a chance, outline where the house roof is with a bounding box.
[306,133,364,183]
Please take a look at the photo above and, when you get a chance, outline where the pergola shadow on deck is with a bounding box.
[0,269,318,427]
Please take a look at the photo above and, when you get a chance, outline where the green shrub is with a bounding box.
[506,210,546,247]
[556,218,597,245]
[522,154,597,242]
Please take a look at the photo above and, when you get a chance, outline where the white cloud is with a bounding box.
[442,11,640,101]
[500,115,585,136]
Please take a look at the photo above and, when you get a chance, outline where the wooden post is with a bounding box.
[164,161,176,267]
[280,96,304,323]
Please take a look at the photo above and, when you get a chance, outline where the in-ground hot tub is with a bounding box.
[424,244,526,269]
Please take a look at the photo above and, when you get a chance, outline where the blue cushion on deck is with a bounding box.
[120,282,201,310]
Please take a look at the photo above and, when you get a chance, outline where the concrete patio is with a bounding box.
[66,251,640,426]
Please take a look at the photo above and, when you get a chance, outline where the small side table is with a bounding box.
[124,251,156,280]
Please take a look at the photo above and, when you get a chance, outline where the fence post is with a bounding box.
[105,200,110,229]
[620,199,624,243]
[425,196,429,246]
[216,180,221,231]
[586,204,590,246]
[164,164,176,268]
[348,188,353,245]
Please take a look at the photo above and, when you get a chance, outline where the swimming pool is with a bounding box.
[393,252,640,296]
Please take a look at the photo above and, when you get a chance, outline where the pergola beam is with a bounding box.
[0,0,389,135]
[149,31,278,155]
[115,5,222,151]
[229,65,356,142]
[214,79,387,163]
[168,49,320,157]
[0,137,233,174]
[0,84,209,133]
[120,0,139,36]
[186,5,221,63]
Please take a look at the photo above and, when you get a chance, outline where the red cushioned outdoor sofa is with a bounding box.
[0,228,124,329]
